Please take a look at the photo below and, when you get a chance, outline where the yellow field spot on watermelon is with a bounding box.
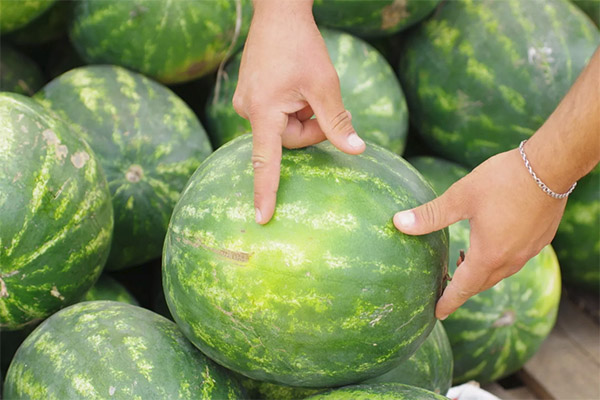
[50,286,65,301]
[381,0,409,30]
[70,151,90,169]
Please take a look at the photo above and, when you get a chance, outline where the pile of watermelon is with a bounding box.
[1,0,598,398]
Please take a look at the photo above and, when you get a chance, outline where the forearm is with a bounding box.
[525,46,600,192]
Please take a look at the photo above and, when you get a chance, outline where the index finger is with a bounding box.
[435,257,489,320]
[250,111,286,225]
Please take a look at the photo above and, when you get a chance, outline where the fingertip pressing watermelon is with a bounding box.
[312,0,442,38]
[398,0,600,167]
[35,65,213,270]
[0,0,57,34]
[303,383,449,400]
[3,301,245,399]
[163,135,448,387]
[410,156,562,384]
[0,92,113,330]
[207,28,408,153]
[69,0,253,84]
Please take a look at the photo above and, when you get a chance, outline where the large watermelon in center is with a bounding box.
[163,135,448,387]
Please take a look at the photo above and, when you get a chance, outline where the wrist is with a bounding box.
[252,0,314,17]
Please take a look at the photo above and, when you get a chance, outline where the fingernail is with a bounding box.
[255,208,262,224]
[438,314,448,321]
[394,211,415,228]
[347,132,364,149]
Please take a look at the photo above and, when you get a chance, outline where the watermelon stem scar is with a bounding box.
[180,237,251,263]
[492,310,516,327]
[125,165,144,183]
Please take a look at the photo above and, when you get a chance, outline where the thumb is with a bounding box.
[306,77,366,155]
[394,183,466,235]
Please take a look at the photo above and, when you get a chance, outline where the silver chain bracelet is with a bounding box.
[518,140,577,199]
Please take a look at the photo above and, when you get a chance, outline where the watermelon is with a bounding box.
[553,165,600,292]
[3,301,244,399]
[82,275,139,305]
[572,0,600,26]
[398,0,600,168]
[0,93,113,330]
[69,0,252,84]
[240,320,453,399]
[163,134,448,387]
[0,45,45,96]
[206,28,409,153]
[312,0,442,38]
[363,321,452,395]
[35,65,213,270]
[0,0,57,34]
[409,156,562,384]
[304,383,448,400]
[6,0,72,45]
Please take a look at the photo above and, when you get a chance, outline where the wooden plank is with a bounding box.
[482,382,539,399]
[519,296,600,400]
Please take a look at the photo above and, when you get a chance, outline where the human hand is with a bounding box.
[394,148,567,320]
[233,0,365,225]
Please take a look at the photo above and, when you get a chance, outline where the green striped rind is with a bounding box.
[3,301,244,399]
[207,28,408,153]
[82,275,139,305]
[35,65,213,270]
[364,321,453,395]
[410,156,562,384]
[240,320,453,399]
[0,93,113,330]
[313,0,442,37]
[398,0,600,167]
[572,0,600,26]
[6,1,72,45]
[163,134,448,387]
[0,45,45,96]
[304,383,448,400]
[69,0,252,84]
[553,165,600,292]
[0,0,57,33]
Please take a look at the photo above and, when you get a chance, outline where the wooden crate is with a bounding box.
[482,292,600,400]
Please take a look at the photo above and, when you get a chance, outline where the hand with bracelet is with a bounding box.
[395,47,600,320]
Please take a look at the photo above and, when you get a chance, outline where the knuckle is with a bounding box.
[421,201,441,228]
[232,92,245,115]
[329,109,353,134]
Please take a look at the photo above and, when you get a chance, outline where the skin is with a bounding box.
[395,47,600,320]
[233,0,365,224]
[234,3,599,320]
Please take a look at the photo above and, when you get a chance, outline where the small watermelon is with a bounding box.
[313,0,442,37]
[0,0,57,34]
[410,156,562,384]
[0,45,45,96]
[0,92,113,330]
[206,28,409,153]
[3,301,244,399]
[69,0,252,84]
[163,135,448,387]
[553,165,600,292]
[304,383,448,400]
[240,320,453,399]
[35,65,213,270]
[82,275,139,305]
[398,0,599,167]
